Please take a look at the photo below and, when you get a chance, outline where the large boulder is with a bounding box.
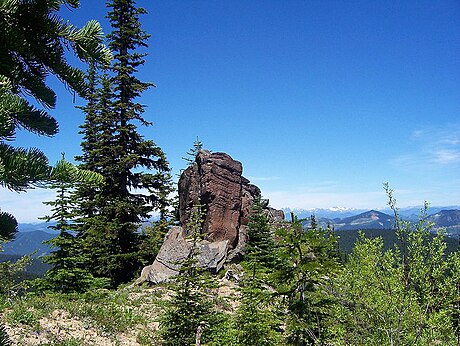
[139,150,284,284]
[141,226,229,284]
[178,150,259,247]
[142,226,191,284]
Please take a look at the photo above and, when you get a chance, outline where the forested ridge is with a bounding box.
[0,1,459,345]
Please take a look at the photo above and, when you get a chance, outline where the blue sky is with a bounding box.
[2,0,459,222]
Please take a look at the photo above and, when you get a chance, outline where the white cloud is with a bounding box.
[246,176,280,182]
[411,129,426,139]
[264,184,459,211]
[264,189,386,210]
[441,138,460,145]
[392,123,460,169]
[0,188,56,223]
[432,149,460,164]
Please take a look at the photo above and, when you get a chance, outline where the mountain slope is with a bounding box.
[2,231,55,257]
[283,207,367,220]
[336,228,459,255]
[334,210,395,231]
[428,210,460,239]
[1,230,55,278]
[428,210,460,227]
[18,222,57,233]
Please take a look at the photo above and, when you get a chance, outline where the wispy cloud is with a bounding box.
[0,188,56,223]
[246,176,280,182]
[392,123,460,169]
[264,189,387,210]
[431,149,460,164]
[264,183,460,210]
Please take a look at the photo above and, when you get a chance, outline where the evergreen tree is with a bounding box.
[37,156,108,293]
[182,137,203,166]
[229,196,281,345]
[159,204,217,346]
[0,0,110,233]
[308,215,318,230]
[245,196,277,270]
[74,69,111,226]
[0,252,31,296]
[106,0,169,219]
[274,214,342,345]
[75,63,104,173]
[75,0,171,286]
[232,272,281,346]
[0,210,17,242]
[138,168,175,266]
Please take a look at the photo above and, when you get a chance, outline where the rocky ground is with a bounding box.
[2,277,239,346]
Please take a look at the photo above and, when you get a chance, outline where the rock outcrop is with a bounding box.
[140,150,284,284]
[178,150,263,247]
[140,226,229,284]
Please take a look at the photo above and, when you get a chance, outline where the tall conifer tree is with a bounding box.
[0,0,110,238]
[76,0,170,286]
[38,157,108,292]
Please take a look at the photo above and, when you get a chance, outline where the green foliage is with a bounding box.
[0,145,50,192]
[182,137,203,166]
[0,0,110,251]
[71,301,142,335]
[0,209,17,242]
[229,196,283,345]
[0,0,111,123]
[159,275,217,346]
[138,219,171,265]
[36,156,107,293]
[159,204,218,346]
[5,299,39,328]
[273,214,342,345]
[334,185,460,345]
[137,330,161,346]
[232,270,281,346]
[2,288,154,343]
[0,253,31,296]
[0,0,110,163]
[245,196,278,270]
[335,227,459,256]
[204,312,236,346]
[74,0,172,287]
[40,339,82,346]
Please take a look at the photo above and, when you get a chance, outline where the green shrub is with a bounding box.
[334,185,460,345]
[5,303,37,328]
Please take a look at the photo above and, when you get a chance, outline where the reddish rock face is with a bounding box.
[179,150,258,247]
[139,150,286,284]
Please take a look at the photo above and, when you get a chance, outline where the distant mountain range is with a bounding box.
[17,222,58,234]
[427,210,460,239]
[1,207,459,277]
[332,210,395,231]
[427,209,460,227]
[1,230,55,257]
[286,207,460,238]
[283,205,460,221]
[335,228,459,255]
[284,207,368,220]
[0,229,55,278]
